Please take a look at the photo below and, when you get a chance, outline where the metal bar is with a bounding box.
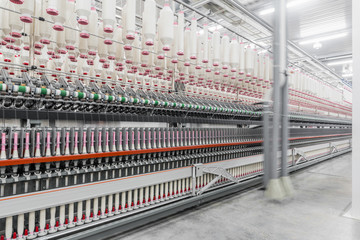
[288,148,351,172]
[293,143,334,153]
[0,107,350,125]
[197,176,222,195]
[0,140,262,167]
[289,136,352,148]
[0,108,263,128]
[0,134,351,167]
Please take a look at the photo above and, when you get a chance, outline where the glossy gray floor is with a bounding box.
[110,153,359,240]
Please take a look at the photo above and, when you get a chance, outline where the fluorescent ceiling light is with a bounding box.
[342,73,353,78]
[259,0,311,15]
[259,8,274,15]
[301,22,347,38]
[327,60,352,66]
[287,0,309,8]
[299,33,348,45]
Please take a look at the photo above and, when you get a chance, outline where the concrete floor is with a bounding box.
[112,153,360,240]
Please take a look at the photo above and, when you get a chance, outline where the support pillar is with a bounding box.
[264,0,288,200]
[280,71,294,196]
[347,0,360,219]
[279,0,294,195]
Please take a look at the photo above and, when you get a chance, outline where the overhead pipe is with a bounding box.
[318,53,352,62]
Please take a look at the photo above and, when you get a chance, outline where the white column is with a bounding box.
[28,212,36,237]
[127,190,133,210]
[108,194,114,216]
[173,180,178,196]
[77,201,83,225]
[182,178,186,194]
[121,192,126,212]
[68,203,75,228]
[133,189,139,209]
[5,216,12,240]
[178,179,182,196]
[351,0,360,219]
[145,186,150,206]
[59,205,66,230]
[17,214,24,239]
[160,183,164,201]
[38,209,47,236]
[164,182,169,200]
[85,199,92,223]
[139,188,144,207]
[93,198,100,220]
[155,184,160,203]
[101,196,107,218]
[49,207,57,233]
[114,193,120,214]
[150,185,155,204]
